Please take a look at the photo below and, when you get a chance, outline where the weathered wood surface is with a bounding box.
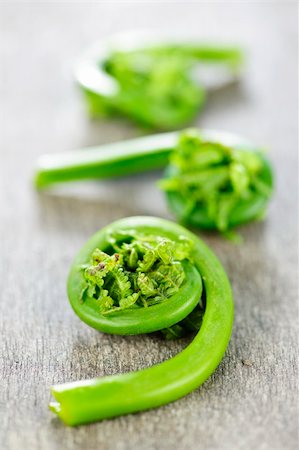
[0,3,298,450]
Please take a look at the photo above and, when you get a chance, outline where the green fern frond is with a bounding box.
[108,268,132,302]
[137,273,157,298]
[156,240,173,265]
[138,249,157,272]
[81,231,192,316]
[96,289,114,313]
[119,292,140,309]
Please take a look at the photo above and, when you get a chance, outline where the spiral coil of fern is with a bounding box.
[35,129,273,234]
[49,216,233,426]
[75,32,243,129]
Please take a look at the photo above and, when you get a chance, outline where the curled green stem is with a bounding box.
[49,216,233,426]
[75,33,243,129]
[35,129,274,232]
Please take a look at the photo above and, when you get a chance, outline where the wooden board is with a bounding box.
[0,3,297,449]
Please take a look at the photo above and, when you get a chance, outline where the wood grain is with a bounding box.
[0,3,298,450]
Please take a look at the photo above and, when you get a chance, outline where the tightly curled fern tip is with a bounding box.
[34,128,273,234]
[80,231,200,337]
[77,37,243,129]
[159,129,273,232]
[50,216,233,425]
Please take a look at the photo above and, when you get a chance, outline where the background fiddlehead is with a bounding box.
[75,32,243,129]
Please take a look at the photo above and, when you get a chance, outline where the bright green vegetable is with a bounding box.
[49,216,233,426]
[34,131,176,187]
[76,35,243,129]
[159,130,273,231]
[35,129,274,232]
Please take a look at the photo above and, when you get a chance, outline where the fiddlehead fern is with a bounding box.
[75,32,243,129]
[49,216,233,426]
[160,130,274,232]
[35,129,274,233]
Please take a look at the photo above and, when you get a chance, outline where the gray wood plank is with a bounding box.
[0,3,298,450]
